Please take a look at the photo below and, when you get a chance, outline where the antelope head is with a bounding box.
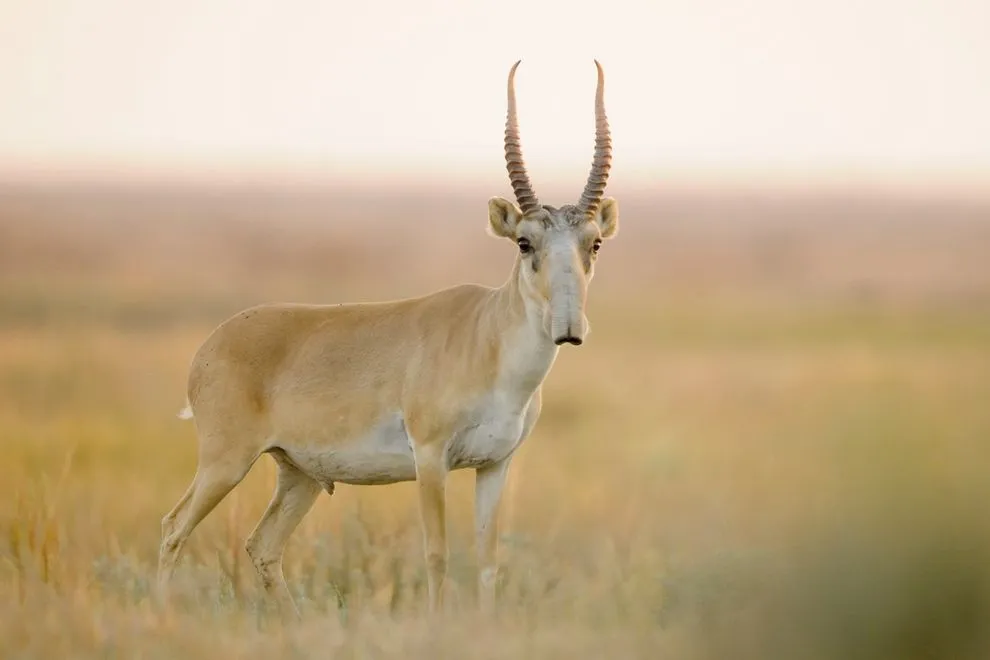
[488,60,619,346]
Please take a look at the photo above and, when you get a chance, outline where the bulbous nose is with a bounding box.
[545,238,588,347]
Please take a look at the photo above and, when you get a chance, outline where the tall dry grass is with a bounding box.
[1,182,989,658]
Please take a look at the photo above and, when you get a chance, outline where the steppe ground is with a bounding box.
[2,180,989,659]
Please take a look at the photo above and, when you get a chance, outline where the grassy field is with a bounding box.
[2,181,990,658]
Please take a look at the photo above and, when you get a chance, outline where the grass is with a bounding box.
[1,183,989,658]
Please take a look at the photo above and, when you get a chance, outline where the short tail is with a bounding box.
[177,403,194,420]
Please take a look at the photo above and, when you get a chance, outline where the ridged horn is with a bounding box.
[504,60,541,216]
[576,60,612,217]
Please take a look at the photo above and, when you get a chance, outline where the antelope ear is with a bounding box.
[487,197,523,238]
[594,197,619,239]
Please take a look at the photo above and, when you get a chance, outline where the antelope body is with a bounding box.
[157,61,619,616]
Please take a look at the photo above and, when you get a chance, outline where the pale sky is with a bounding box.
[1,0,988,188]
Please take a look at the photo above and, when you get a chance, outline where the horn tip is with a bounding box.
[508,60,522,83]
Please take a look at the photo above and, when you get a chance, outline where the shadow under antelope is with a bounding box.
[157,60,619,616]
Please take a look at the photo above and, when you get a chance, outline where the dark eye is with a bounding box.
[517,237,532,254]
[592,239,602,253]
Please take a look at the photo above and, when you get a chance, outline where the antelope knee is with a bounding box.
[426,550,448,576]
[160,534,182,557]
[244,537,267,563]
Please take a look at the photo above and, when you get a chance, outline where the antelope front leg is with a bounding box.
[475,457,511,613]
[413,443,448,613]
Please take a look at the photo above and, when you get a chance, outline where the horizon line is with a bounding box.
[2,162,989,202]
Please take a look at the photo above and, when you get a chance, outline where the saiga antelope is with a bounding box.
[157,60,619,616]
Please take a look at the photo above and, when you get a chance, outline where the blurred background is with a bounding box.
[2,1,989,658]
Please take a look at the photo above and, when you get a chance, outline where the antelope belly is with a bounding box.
[279,412,417,486]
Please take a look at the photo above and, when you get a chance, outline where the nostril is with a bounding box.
[554,336,583,346]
